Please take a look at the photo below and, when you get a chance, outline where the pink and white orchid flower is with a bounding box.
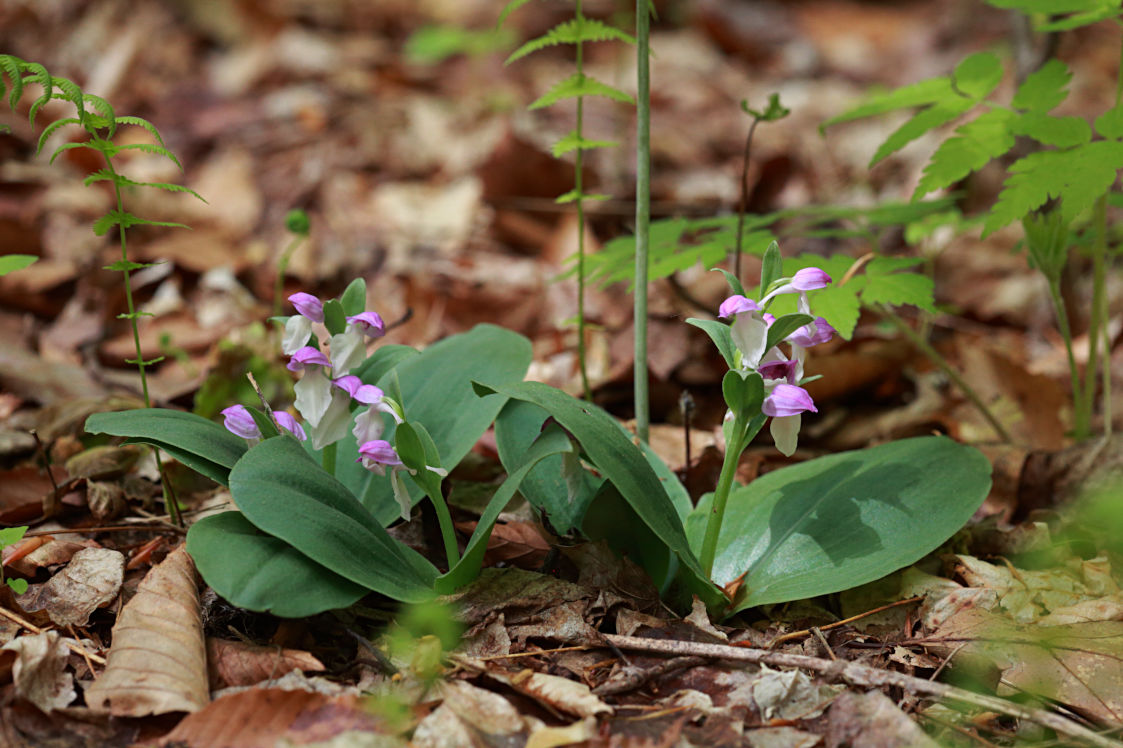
[282,292,325,355]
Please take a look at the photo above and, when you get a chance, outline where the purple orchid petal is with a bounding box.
[790,267,831,291]
[758,359,797,383]
[347,311,385,338]
[357,439,403,474]
[334,375,385,404]
[718,295,761,319]
[287,346,331,372]
[273,411,307,441]
[762,383,818,417]
[788,316,836,348]
[221,405,261,440]
[288,292,324,323]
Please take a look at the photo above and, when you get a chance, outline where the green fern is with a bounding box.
[529,72,634,109]
[507,17,635,63]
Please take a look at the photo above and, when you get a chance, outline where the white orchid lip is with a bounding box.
[288,292,324,322]
[347,311,385,338]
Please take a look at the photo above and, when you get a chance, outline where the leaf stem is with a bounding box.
[733,117,760,282]
[880,306,1012,444]
[322,442,337,476]
[1077,195,1108,440]
[633,0,651,443]
[699,423,744,578]
[427,487,460,570]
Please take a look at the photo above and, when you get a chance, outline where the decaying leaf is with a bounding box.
[207,637,325,690]
[1,630,76,712]
[84,545,208,715]
[16,546,124,627]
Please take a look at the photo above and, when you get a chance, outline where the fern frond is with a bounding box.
[82,93,116,136]
[35,117,81,155]
[84,169,205,201]
[983,140,1123,236]
[1012,59,1071,112]
[110,142,183,169]
[497,0,535,28]
[94,209,190,236]
[1011,111,1091,148]
[114,115,168,148]
[22,62,54,126]
[552,129,618,157]
[507,18,635,64]
[529,73,634,110]
[0,55,23,110]
[914,109,1016,197]
[51,76,83,109]
[869,97,974,166]
[48,140,104,164]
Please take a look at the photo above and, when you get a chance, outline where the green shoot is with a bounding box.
[0,526,29,594]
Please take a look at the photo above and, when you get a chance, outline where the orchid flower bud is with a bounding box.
[221,405,261,440]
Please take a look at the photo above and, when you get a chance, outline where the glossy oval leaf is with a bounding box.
[474,380,722,608]
[684,436,991,613]
[186,511,367,617]
[85,408,247,485]
[230,436,437,602]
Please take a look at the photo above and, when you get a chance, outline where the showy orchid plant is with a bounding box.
[692,243,835,577]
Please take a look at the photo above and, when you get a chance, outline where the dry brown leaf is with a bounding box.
[16,547,124,627]
[827,690,941,748]
[156,688,384,748]
[1,631,76,712]
[84,545,208,715]
[206,637,325,690]
[504,670,612,718]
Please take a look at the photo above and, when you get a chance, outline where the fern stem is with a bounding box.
[880,305,1012,444]
[733,117,760,282]
[1047,275,1083,434]
[633,0,651,443]
[1078,195,1108,440]
[575,0,592,401]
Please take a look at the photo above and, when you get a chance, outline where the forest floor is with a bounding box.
[1,0,1123,745]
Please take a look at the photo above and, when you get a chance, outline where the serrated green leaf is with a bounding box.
[1095,102,1123,139]
[0,254,36,276]
[114,114,168,148]
[529,72,634,110]
[870,97,975,167]
[984,140,1123,236]
[915,109,1016,197]
[0,525,28,547]
[103,259,159,272]
[1012,59,1072,112]
[552,129,618,157]
[1010,111,1091,148]
[110,142,182,169]
[861,271,937,311]
[507,17,634,64]
[822,77,956,129]
[987,0,1108,10]
[953,52,1004,100]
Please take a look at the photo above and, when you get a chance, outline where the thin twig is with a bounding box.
[0,605,107,666]
[767,596,924,647]
[600,633,1123,748]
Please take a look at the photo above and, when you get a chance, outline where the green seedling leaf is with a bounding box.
[436,424,573,593]
[953,52,1003,100]
[552,129,619,157]
[285,208,311,235]
[685,436,992,613]
[1012,59,1072,113]
[494,399,602,534]
[743,93,790,122]
[230,436,437,602]
[686,318,738,370]
[0,254,36,276]
[339,278,367,317]
[759,241,782,298]
[186,511,367,617]
[915,109,1017,197]
[322,299,347,336]
[555,189,610,203]
[103,259,160,273]
[474,380,722,608]
[85,408,247,485]
[529,72,634,110]
[497,0,535,28]
[722,370,764,422]
[0,526,28,546]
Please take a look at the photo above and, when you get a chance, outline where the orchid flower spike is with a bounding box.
[357,439,403,476]
[719,294,771,369]
[335,376,403,445]
[282,293,325,355]
[222,405,261,441]
[329,311,385,375]
[273,411,307,441]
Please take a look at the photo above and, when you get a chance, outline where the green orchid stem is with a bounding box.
[880,306,1012,444]
[426,488,460,570]
[322,442,337,476]
[274,235,306,319]
[633,0,651,444]
[700,424,745,578]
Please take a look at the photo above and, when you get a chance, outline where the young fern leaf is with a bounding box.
[110,142,184,169]
[49,140,107,164]
[822,77,958,128]
[0,56,22,109]
[1011,111,1091,148]
[83,169,206,201]
[506,18,635,63]
[94,209,190,236]
[83,93,117,137]
[1012,59,1072,112]
[114,115,168,148]
[529,72,634,110]
[915,109,1017,197]
[951,52,1003,100]
[35,117,81,155]
[497,0,535,28]
[871,98,975,167]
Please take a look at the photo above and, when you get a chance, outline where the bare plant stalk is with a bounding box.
[733,118,760,282]
[633,0,651,443]
[575,0,591,401]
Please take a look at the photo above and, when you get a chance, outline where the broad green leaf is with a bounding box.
[716,268,747,298]
[1011,111,1091,148]
[0,254,36,276]
[231,436,436,602]
[582,482,678,594]
[331,325,530,524]
[984,140,1123,236]
[723,370,764,422]
[322,299,346,335]
[759,241,782,298]
[85,408,247,485]
[862,271,937,311]
[1012,59,1072,112]
[1095,102,1123,139]
[915,109,1016,197]
[494,399,602,534]
[822,77,956,128]
[436,424,573,592]
[685,436,992,613]
[952,52,1003,100]
[686,318,738,370]
[0,526,28,546]
[529,73,634,110]
[186,512,366,617]
[764,314,814,353]
[340,278,367,316]
[473,380,723,608]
